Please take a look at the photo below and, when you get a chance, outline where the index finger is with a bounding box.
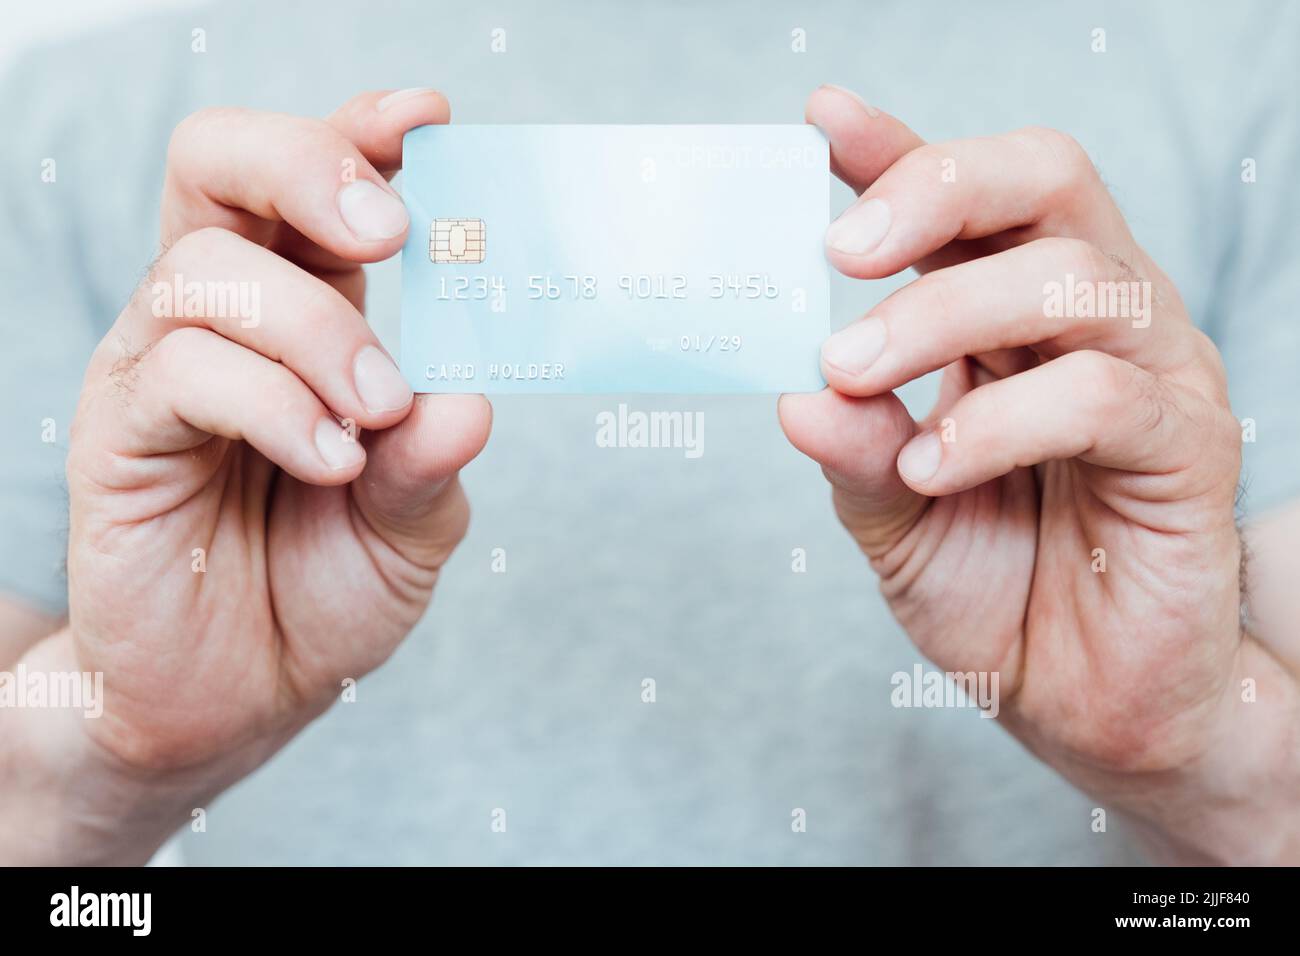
[825,128,1135,281]
[805,84,927,194]
[327,87,450,176]
[161,90,450,270]
[269,88,451,272]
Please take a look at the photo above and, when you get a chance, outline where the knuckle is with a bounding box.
[1208,402,1244,461]
[265,365,308,411]
[1187,327,1231,393]
[1126,368,1169,437]
[1017,125,1098,195]
[893,142,949,187]
[166,106,240,167]
[304,114,344,144]
[127,229,239,329]
[166,224,239,266]
[286,278,356,346]
[285,114,352,160]
[911,141,946,168]
[1064,347,1119,388]
[143,327,202,384]
[134,228,238,308]
[1024,125,1090,167]
[1068,237,1112,280]
[1038,236,1110,281]
[1067,349,1152,425]
[903,268,958,324]
[100,333,160,405]
[299,276,352,324]
[156,323,209,354]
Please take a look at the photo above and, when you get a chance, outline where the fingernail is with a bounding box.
[353,345,413,413]
[338,180,409,242]
[822,317,886,376]
[315,418,365,470]
[376,87,434,111]
[826,197,891,256]
[822,83,881,118]
[897,432,942,484]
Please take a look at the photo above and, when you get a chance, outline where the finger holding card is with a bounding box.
[781,86,1245,805]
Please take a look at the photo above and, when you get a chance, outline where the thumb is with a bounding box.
[351,394,493,571]
[778,387,927,560]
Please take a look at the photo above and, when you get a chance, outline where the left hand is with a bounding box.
[780,86,1299,863]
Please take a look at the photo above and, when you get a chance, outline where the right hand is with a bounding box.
[56,91,489,812]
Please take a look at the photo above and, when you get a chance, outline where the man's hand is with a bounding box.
[2,90,490,863]
[781,86,1300,863]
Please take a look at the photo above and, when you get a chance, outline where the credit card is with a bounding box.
[400,124,830,394]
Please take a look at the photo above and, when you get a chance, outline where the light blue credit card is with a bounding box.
[400,125,830,394]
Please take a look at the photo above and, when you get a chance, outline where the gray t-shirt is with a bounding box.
[2,0,1297,864]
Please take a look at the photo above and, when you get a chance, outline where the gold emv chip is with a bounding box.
[430,218,486,264]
